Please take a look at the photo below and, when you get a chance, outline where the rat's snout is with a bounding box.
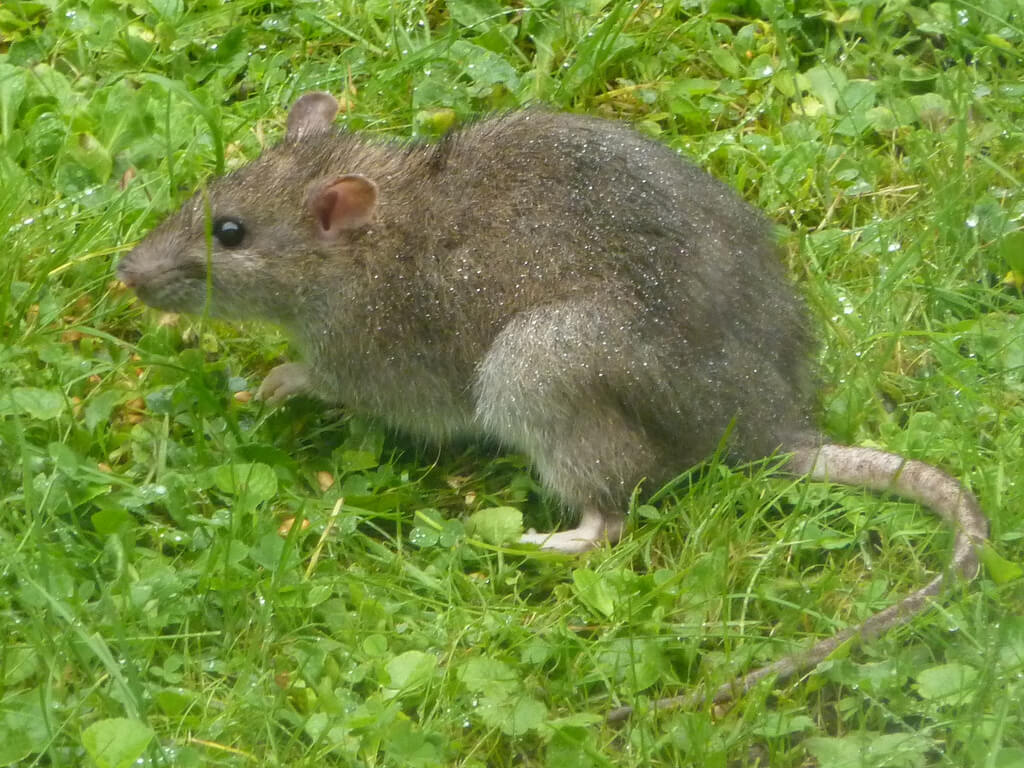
[113,240,210,315]
[116,257,139,289]
[116,250,159,293]
[115,247,165,302]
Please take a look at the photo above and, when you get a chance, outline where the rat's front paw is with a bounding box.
[256,362,312,405]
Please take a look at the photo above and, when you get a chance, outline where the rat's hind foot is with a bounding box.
[256,362,312,405]
[520,508,625,554]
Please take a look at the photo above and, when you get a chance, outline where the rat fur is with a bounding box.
[118,92,988,718]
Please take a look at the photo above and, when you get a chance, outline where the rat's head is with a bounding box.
[117,92,379,322]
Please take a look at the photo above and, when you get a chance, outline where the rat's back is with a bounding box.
[431,112,818,462]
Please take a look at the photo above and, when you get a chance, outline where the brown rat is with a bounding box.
[117,92,989,719]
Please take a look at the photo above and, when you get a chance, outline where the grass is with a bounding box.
[2,0,1023,766]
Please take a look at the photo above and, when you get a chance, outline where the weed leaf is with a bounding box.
[81,718,154,768]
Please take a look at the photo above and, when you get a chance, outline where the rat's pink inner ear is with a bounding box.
[309,175,378,238]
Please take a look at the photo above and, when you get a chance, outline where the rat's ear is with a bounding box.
[286,92,339,141]
[308,175,378,238]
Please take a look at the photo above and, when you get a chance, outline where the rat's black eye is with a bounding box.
[213,217,246,248]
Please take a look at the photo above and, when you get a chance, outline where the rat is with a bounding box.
[117,91,989,720]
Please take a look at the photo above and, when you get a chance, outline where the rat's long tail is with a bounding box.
[606,445,988,724]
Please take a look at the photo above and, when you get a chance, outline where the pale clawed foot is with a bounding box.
[256,362,313,405]
[520,508,625,554]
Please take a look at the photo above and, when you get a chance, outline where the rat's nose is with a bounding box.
[116,259,140,289]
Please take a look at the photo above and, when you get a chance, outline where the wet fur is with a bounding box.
[118,95,988,719]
